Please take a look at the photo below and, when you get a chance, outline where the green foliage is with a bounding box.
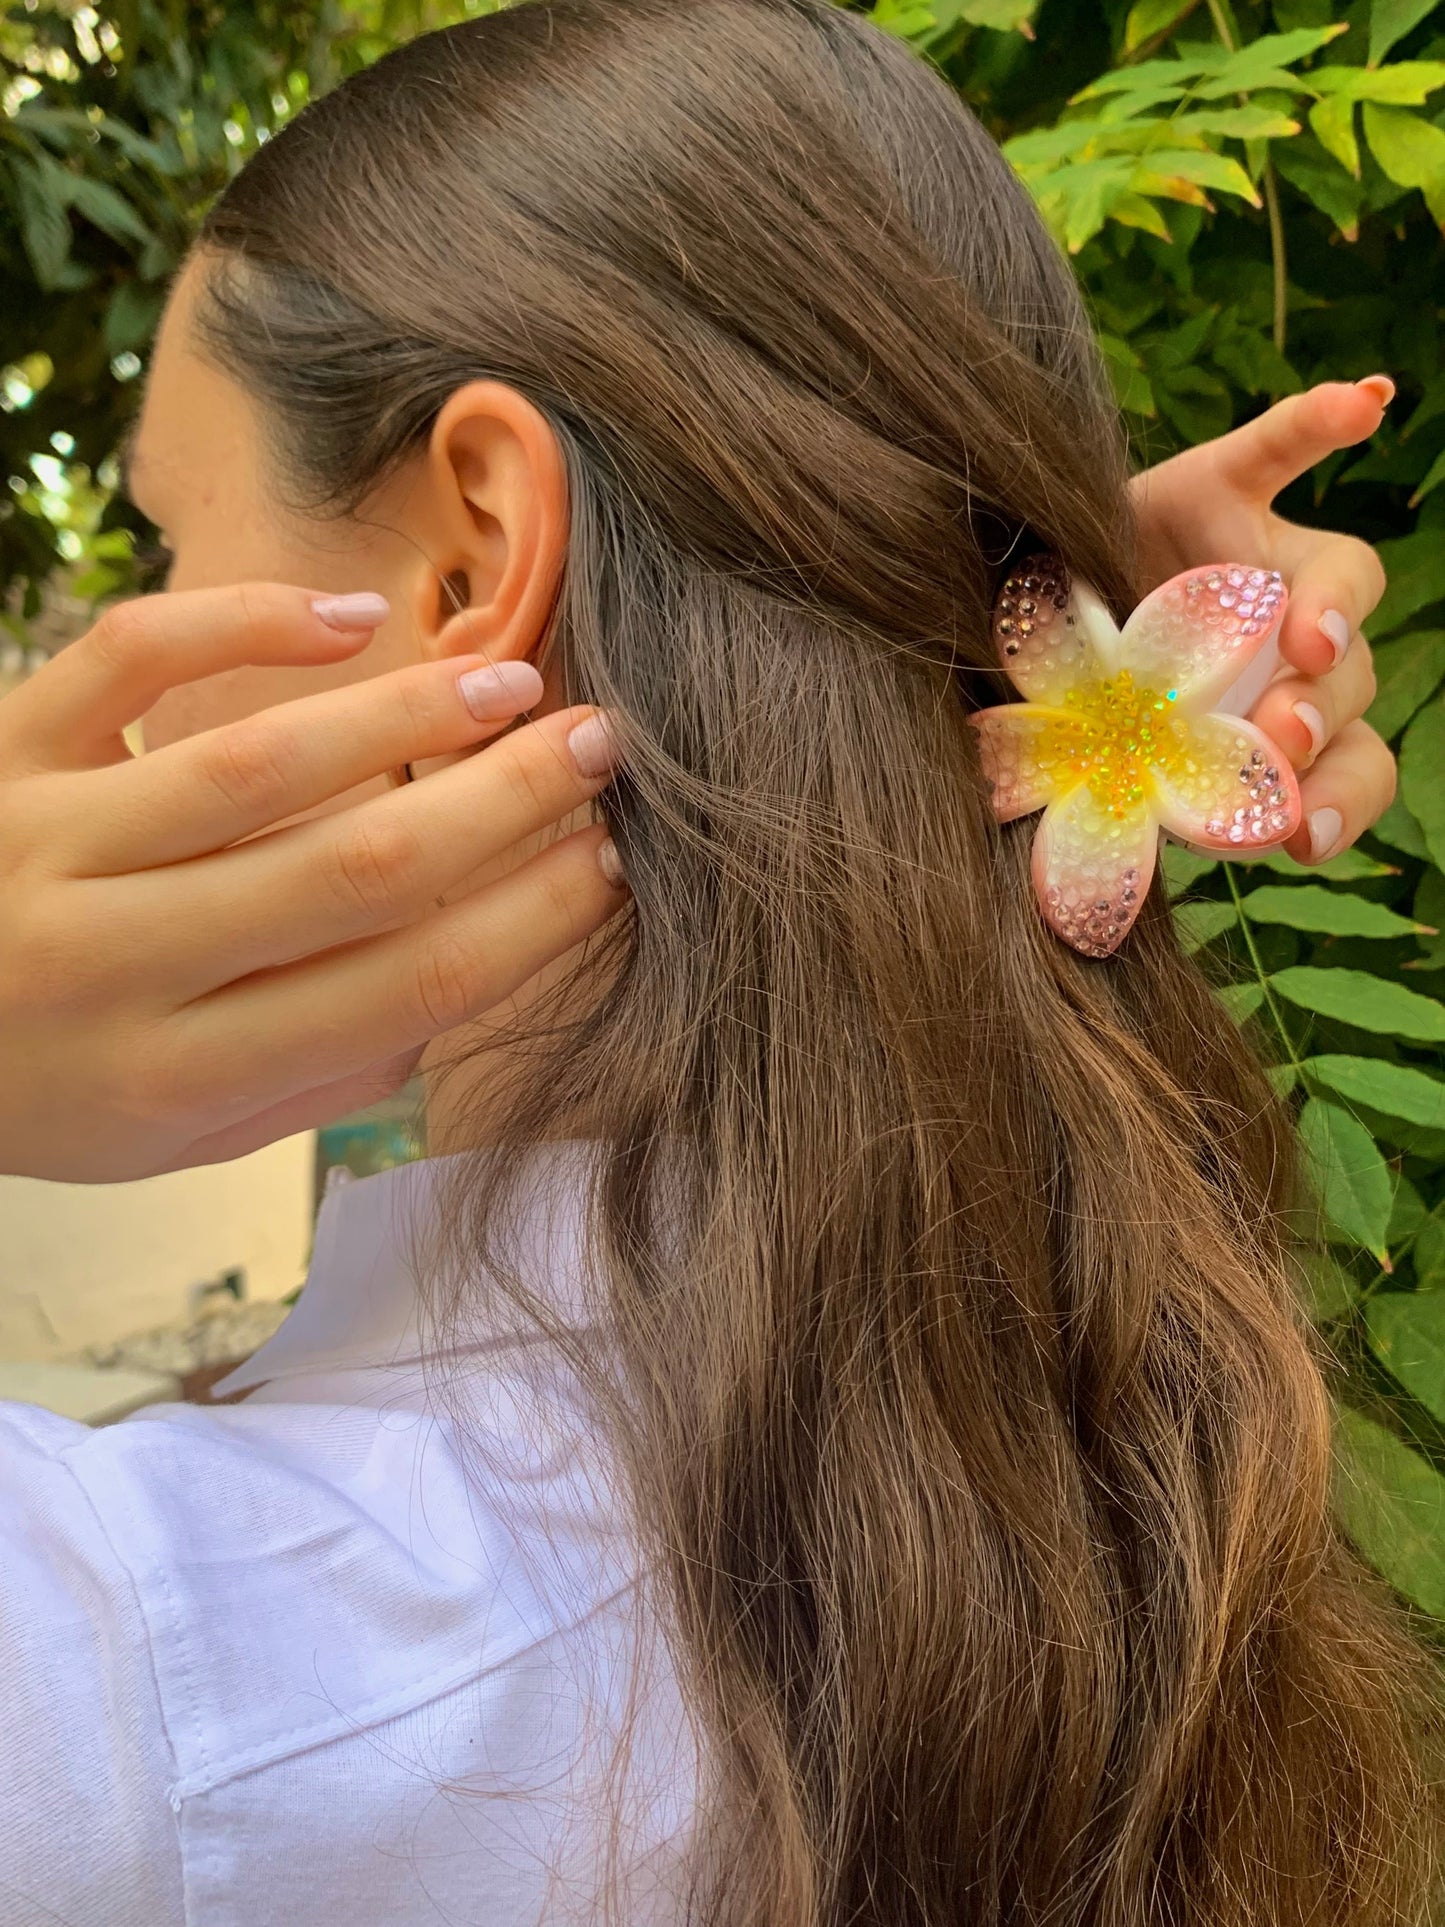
[3,0,1445,1629]
[858,0,1445,1641]
[0,0,506,620]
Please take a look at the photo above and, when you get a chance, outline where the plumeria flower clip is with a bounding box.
[969,552,1301,960]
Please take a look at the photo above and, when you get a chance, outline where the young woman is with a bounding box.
[0,3,1433,1924]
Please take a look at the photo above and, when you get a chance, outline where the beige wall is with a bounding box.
[0,1131,316,1362]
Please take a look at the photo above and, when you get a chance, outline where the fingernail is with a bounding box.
[1318,608,1351,667]
[598,836,627,888]
[311,591,391,631]
[457,658,544,721]
[567,711,620,779]
[1356,373,1395,406]
[1309,806,1344,863]
[1292,699,1326,758]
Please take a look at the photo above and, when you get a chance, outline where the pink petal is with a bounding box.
[971,705,1085,822]
[991,551,1096,705]
[1031,785,1159,959]
[1113,563,1287,709]
[1152,711,1302,850]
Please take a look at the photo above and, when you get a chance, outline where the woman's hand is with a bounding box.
[0,583,628,1184]
[1128,376,1397,866]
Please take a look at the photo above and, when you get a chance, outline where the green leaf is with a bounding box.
[1209,322,1305,397]
[8,155,71,291]
[103,279,166,358]
[1361,104,1445,225]
[1161,844,1219,894]
[1109,193,1175,243]
[1313,59,1445,104]
[951,0,1039,29]
[1267,1060,1299,1098]
[1249,845,1398,880]
[62,175,153,249]
[1366,1290,1445,1424]
[1167,107,1303,141]
[1417,1215,1445,1290]
[1309,93,1359,175]
[1400,372,1445,443]
[1271,966,1445,1042]
[1370,796,1432,861]
[1413,870,1445,970]
[1366,630,1445,742]
[1071,29,1344,103]
[1122,0,1194,52]
[869,0,939,34]
[1332,1405,1445,1620]
[1174,898,1237,951]
[1367,0,1444,67]
[1270,135,1365,235]
[1216,979,1265,1022]
[1390,1172,1428,1242]
[1097,331,1157,414]
[1399,695,1445,873]
[1370,528,1445,638]
[1132,147,1264,206]
[1298,1096,1395,1257]
[1410,444,1445,507]
[1305,1055,1445,1132]
[1300,1248,1358,1322]
[1240,885,1430,939]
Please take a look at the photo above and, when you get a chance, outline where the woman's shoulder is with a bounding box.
[0,1388,692,1926]
[0,1381,645,1777]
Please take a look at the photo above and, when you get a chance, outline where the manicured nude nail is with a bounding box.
[1292,700,1326,758]
[598,836,627,888]
[311,591,391,631]
[1318,609,1350,667]
[457,659,544,721]
[1309,806,1344,863]
[567,711,620,779]
[1356,373,1395,406]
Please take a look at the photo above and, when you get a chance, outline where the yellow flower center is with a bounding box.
[1044,669,1184,819]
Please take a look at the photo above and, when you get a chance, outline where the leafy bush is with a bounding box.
[870,0,1445,1644]
[3,0,1444,1639]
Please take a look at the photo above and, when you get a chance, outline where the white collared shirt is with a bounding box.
[0,1143,699,1926]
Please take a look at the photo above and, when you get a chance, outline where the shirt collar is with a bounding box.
[209,1139,602,1400]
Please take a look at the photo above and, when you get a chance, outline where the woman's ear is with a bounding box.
[418,379,569,674]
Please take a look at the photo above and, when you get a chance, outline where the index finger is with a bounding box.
[1209,378,1394,505]
[0,582,389,774]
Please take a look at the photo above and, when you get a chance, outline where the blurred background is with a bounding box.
[2,0,1444,1637]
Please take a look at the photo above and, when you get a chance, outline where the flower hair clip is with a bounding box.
[969,552,1301,959]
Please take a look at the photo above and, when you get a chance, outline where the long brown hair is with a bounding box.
[192,1,1445,1919]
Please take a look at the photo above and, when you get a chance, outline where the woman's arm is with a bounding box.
[1128,376,1397,865]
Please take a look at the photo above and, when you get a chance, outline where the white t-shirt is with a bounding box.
[0,1143,700,1926]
